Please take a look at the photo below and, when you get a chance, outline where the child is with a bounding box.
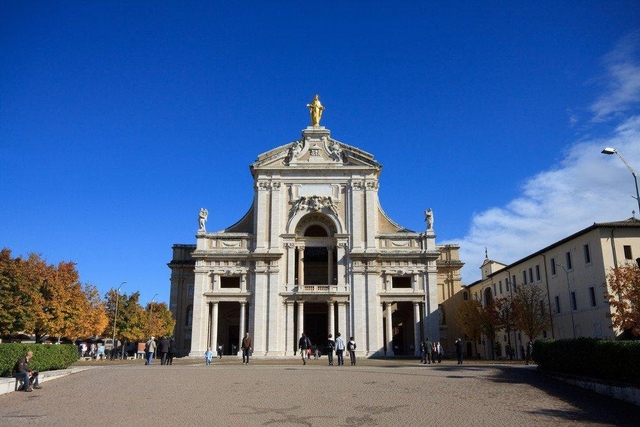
[205,347,213,365]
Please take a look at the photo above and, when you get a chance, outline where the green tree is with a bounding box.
[605,263,640,337]
[105,291,146,343]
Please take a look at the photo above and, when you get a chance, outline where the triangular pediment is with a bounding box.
[251,127,381,172]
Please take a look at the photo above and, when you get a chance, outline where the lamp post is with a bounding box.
[112,281,126,359]
[556,264,576,338]
[149,293,158,336]
[601,147,640,215]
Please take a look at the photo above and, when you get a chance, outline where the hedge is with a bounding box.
[533,338,640,385]
[0,343,78,377]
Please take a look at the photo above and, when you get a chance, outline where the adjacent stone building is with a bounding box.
[466,217,640,359]
[169,101,463,358]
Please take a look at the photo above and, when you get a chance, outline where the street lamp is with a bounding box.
[149,293,158,335]
[556,264,576,339]
[112,281,126,359]
[601,147,640,215]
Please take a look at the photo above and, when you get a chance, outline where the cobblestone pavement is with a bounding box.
[0,358,637,426]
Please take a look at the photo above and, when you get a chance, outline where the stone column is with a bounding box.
[297,301,305,353]
[286,243,295,288]
[328,301,335,339]
[188,265,208,357]
[327,247,334,287]
[297,246,305,286]
[337,302,347,338]
[336,242,347,291]
[413,302,421,357]
[210,302,219,350]
[385,302,394,356]
[286,301,294,355]
[239,302,246,342]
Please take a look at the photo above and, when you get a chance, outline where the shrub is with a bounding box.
[534,338,640,385]
[0,343,78,377]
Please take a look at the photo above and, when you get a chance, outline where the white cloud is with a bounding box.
[453,32,640,284]
[591,30,640,122]
[455,116,640,284]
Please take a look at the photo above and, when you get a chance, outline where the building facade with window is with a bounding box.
[466,218,640,359]
[168,117,463,358]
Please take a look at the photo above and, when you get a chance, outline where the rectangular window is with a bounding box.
[523,271,527,285]
[589,286,597,307]
[583,244,591,264]
[499,280,503,294]
[555,296,561,314]
[550,258,556,275]
[566,252,573,270]
[493,283,497,296]
[539,300,545,316]
[220,277,241,288]
[187,284,194,297]
[505,279,510,293]
[528,268,534,283]
[535,265,541,281]
[624,245,633,260]
[512,275,516,287]
[571,291,577,311]
[392,277,412,288]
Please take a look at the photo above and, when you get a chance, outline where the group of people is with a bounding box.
[144,336,177,365]
[420,338,444,364]
[301,332,357,366]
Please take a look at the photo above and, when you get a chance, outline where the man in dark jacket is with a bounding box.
[241,332,252,364]
[158,336,170,365]
[298,332,311,365]
[15,351,42,392]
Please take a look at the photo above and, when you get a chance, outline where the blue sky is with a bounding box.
[2,2,640,306]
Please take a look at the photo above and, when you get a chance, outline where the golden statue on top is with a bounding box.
[307,94,325,126]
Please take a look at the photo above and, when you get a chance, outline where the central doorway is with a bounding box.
[302,302,328,354]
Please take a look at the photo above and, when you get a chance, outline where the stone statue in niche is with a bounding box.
[199,208,209,231]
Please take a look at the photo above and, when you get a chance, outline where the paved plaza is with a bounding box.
[0,358,637,426]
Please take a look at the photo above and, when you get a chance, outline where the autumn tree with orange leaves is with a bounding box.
[605,263,640,337]
[0,248,108,341]
[145,301,176,339]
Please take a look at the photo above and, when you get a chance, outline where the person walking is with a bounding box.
[455,338,464,365]
[436,341,443,363]
[145,336,156,365]
[205,347,214,366]
[422,338,433,364]
[241,332,252,365]
[347,337,357,366]
[326,334,335,366]
[335,332,345,366]
[15,351,42,392]
[298,332,311,365]
[526,341,533,365]
[167,338,176,365]
[159,336,170,365]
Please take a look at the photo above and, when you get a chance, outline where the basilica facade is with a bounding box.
[169,101,463,358]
